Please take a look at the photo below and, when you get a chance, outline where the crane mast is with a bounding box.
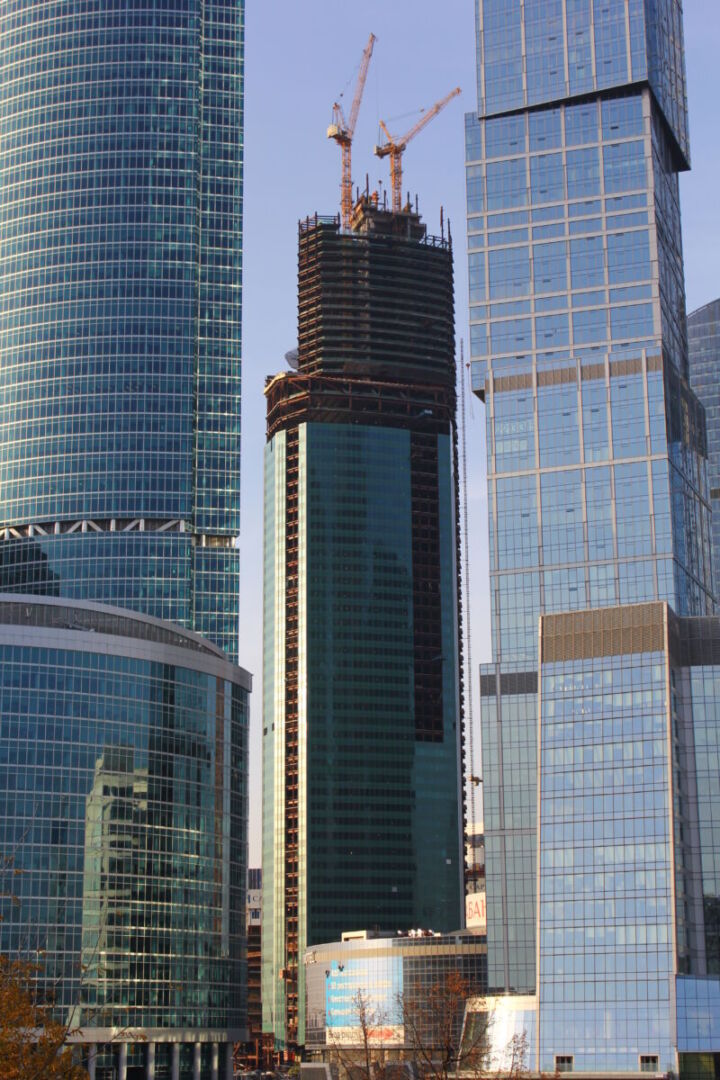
[375,87,461,213]
[327,33,376,230]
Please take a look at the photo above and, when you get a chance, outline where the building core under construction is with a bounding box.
[261,198,466,1050]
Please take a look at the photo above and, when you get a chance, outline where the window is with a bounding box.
[570,236,605,289]
[465,115,482,162]
[640,1056,659,1073]
[533,241,568,294]
[467,165,485,214]
[573,307,607,345]
[607,229,651,284]
[603,139,647,193]
[491,317,532,355]
[488,247,531,299]
[494,393,535,473]
[565,101,598,146]
[567,147,601,199]
[541,469,584,561]
[529,108,561,150]
[555,1057,573,1073]
[487,158,527,211]
[530,153,564,203]
[485,114,526,159]
[603,96,644,140]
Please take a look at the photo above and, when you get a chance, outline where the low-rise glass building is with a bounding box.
[304,929,486,1061]
[464,603,720,1076]
[0,595,251,1080]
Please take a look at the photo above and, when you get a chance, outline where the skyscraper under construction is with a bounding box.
[262,198,465,1049]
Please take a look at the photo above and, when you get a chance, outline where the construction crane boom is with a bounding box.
[375,86,461,212]
[327,33,376,230]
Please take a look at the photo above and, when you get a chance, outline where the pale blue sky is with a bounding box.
[240,2,720,864]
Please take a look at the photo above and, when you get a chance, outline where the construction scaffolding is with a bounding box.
[297,200,455,387]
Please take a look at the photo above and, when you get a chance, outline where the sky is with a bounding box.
[239,2,720,866]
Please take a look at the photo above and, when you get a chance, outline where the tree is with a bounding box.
[0,955,88,1080]
[325,974,530,1080]
[399,972,499,1080]
[1,847,89,1080]
[327,988,395,1080]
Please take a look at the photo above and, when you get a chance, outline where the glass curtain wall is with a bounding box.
[468,0,711,993]
[688,299,720,603]
[0,0,244,659]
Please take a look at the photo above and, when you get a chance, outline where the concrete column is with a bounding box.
[224,1043,234,1080]
[146,1041,155,1080]
[211,1042,219,1080]
[118,1043,128,1080]
[87,1045,97,1080]
[171,1044,180,1080]
[193,1042,202,1080]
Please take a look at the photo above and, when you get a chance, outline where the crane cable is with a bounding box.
[459,338,477,830]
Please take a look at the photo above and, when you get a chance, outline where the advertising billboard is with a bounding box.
[465,891,486,931]
[325,956,404,1046]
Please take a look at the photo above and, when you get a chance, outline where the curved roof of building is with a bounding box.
[0,593,252,688]
[689,297,720,324]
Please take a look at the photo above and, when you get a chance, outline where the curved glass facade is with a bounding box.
[304,930,486,1056]
[0,595,250,1078]
[0,0,243,659]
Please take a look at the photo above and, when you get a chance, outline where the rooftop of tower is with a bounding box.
[293,195,455,386]
[300,193,451,249]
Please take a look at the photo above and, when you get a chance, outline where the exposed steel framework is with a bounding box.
[265,371,454,442]
[297,203,455,385]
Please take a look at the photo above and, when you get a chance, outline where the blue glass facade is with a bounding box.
[476,0,688,162]
[689,299,720,604]
[0,595,250,1079]
[537,609,675,1072]
[0,1,243,659]
[468,0,712,997]
[466,605,720,1075]
[532,605,720,1074]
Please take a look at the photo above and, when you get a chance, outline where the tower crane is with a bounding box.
[374,87,461,213]
[327,33,376,230]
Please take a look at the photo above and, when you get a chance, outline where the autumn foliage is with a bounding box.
[0,955,88,1080]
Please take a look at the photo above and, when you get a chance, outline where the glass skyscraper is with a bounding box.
[0,6,248,1078]
[467,0,712,997]
[465,4,720,1068]
[689,299,720,602]
[263,201,465,1050]
[0,0,244,660]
